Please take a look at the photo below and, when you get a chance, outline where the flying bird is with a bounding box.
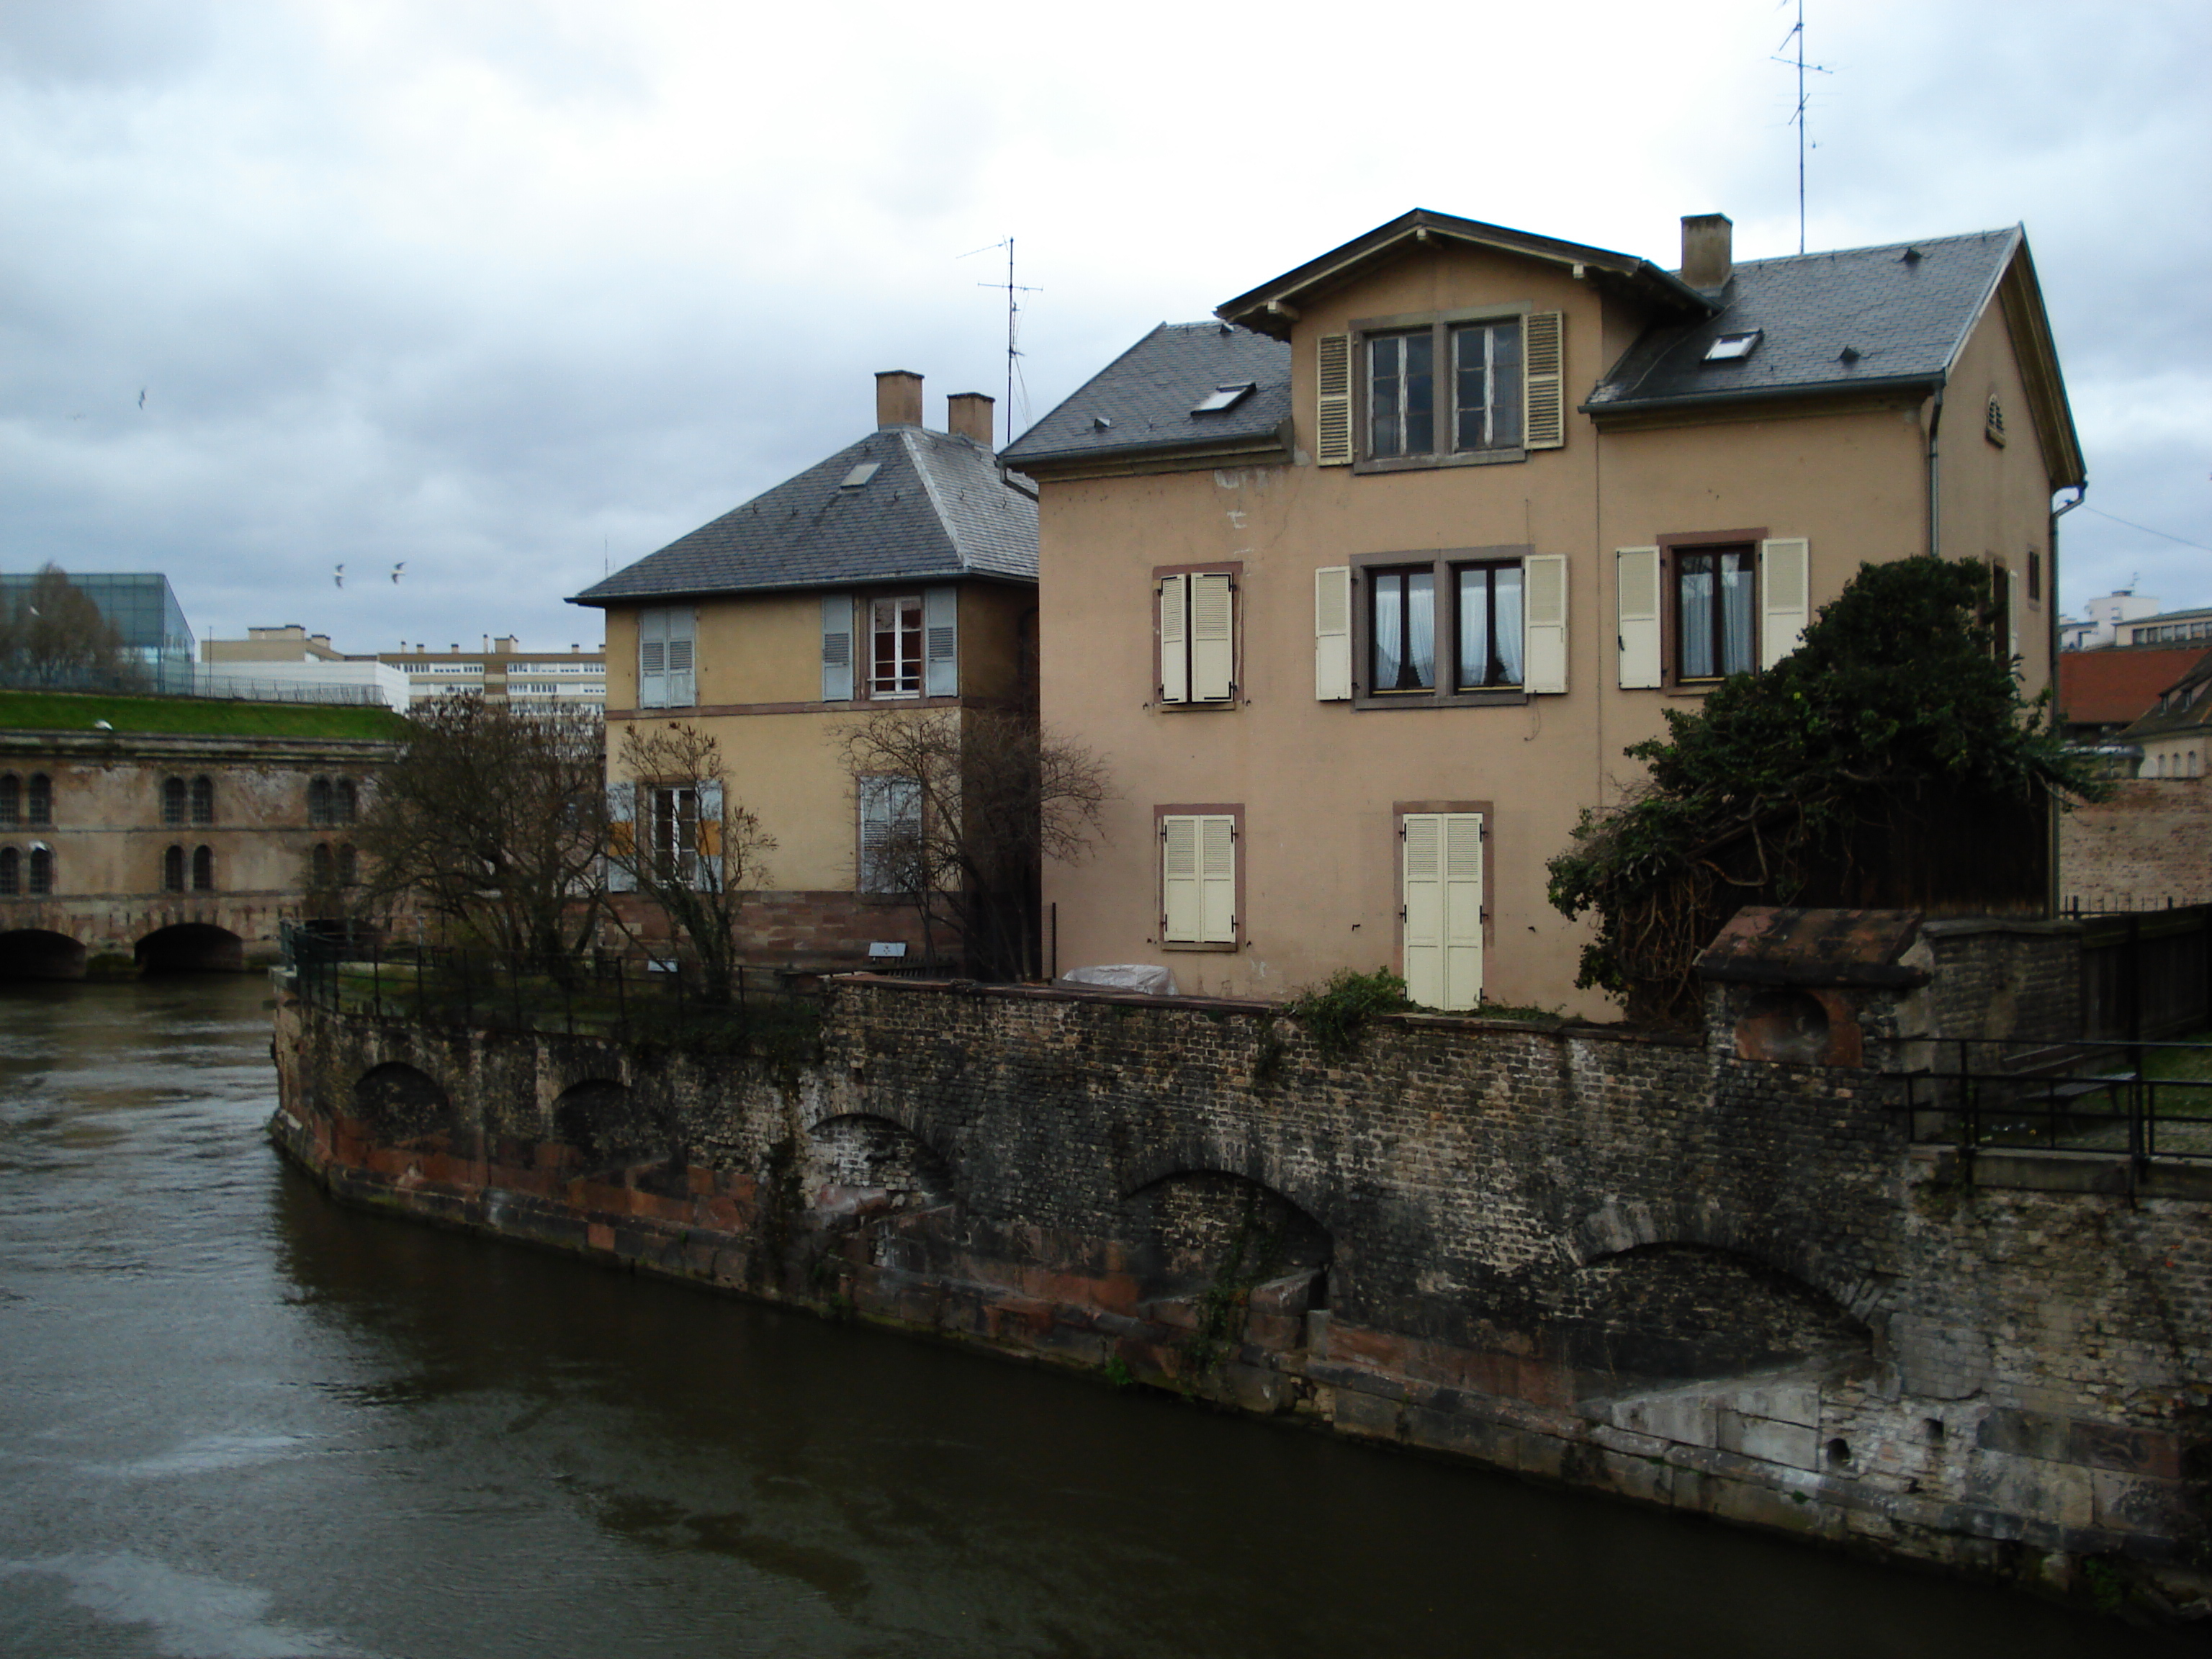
[138,389,146,410]
[391,562,405,584]
[334,564,345,588]
[93,719,113,731]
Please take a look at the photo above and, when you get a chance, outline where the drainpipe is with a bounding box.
[1924,385,1947,559]
[2049,482,2088,920]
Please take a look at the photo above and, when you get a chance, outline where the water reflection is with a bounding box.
[0,978,2187,1658]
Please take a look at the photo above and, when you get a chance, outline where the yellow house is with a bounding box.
[1002,209,2085,1015]
[570,373,1038,966]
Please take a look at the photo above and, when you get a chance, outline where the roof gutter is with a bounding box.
[1005,421,1294,480]
[2047,481,2087,917]
[1580,371,1944,421]
[1925,382,1946,560]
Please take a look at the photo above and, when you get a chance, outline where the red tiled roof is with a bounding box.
[2060,646,2210,727]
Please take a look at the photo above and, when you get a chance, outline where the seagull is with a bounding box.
[93,719,113,731]
[391,562,405,584]
[138,389,146,410]
[334,564,345,588]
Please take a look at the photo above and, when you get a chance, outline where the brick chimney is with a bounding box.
[876,369,924,428]
[946,391,995,447]
[1681,213,1733,290]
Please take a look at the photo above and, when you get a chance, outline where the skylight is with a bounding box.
[1192,382,1255,415]
[1703,331,1762,364]
[840,462,880,489]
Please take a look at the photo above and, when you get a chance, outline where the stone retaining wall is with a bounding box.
[269,974,2211,1609]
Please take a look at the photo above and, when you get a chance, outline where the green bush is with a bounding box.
[1285,968,1411,1060]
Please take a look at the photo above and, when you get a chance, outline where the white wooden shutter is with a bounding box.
[606,782,636,892]
[1523,312,1565,450]
[1401,814,1444,1009]
[638,610,667,709]
[1758,538,1809,670]
[1159,575,1188,703]
[1162,814,1199,940]
[1314,566,1352,700]
[696,779,724,891]
[924,585,958,696]
[1442,811,1485,1012]
[1190,572,1233,702]
[1316,333,1352,466]
[1199,815,1236,943]
[1523,554,1568,694]
[1617,547,1663,688]
[2007,565,2021,670]
[821,595,854,701]
[665,607,696,706]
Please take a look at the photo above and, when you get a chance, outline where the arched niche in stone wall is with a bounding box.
[551,1077,674,1173]
[350,1062,452,1145]
[807,1112,955,1207]
[1121,1169,1333,1308]
[0,928,87,981]
[1561,1242,1869,1390]
[135,922,245,974]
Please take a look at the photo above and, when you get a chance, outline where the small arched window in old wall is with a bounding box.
[337,844,358,886]
[28,845,53,896]
[27,774,52,827]
[162,845,186,893]
[311,842,335,888]
[0,846,18,895]
[191,775,215,826]
[336,779,359,826]
[163,776,188,827]
[307,777,332,826]
[192,845,214,891]
[0,774,19,828]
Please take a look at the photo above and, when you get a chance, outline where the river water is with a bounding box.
[0,975,2187,1658]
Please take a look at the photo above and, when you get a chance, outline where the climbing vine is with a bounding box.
[1546,557,2107,1023]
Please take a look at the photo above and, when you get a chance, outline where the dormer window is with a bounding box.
[840,462,881,489]
[1319,307,1563,470]
[1704,331,1761,364]
[1192,383,1254,415]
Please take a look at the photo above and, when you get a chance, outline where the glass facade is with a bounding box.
[0,571,197,692]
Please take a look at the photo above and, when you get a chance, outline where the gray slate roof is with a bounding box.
[1002,323,1291,469]
[1588,228,2021,412]
[570,426,1036,608]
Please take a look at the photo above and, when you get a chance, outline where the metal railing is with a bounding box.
[1898,1036,2212,1166]
[279,922,822,1050]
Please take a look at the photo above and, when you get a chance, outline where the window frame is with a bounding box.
[27,844,52,896]
[163,775,188,827]
[1655,529,1768,692]
[857,773,924,897]
[27,773,52,828]
[162,844,186,893]
[192,845,214,892]
[1152,561,1242,709]
[647,783,701,888]
[0,774,17,829]
[1349,547,1534,710]
[1154,802,1243,952]
[0,845,17,896]
[1349,304,1532,475]
[190,775,214,827]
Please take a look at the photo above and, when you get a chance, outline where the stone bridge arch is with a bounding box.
[135,922,245,974]
[1120,1167,1334,1307]
[349,1061,452,1145]
[0,927,87,981]
[551,1077,677,1174]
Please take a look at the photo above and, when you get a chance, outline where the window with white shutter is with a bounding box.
[859,775,922,894]
[1759,538,1809,670]
[1617,547,1663,689]
[1316,333,1352,466]
[924,585,958,696]
[1160,811,1237,946]
[1401,811,1484,1011]
[1346,549,1559,706]
[1521,555,1568,695]
[1342,307,1564,472]
[637,606,696,709]
[1315,566,1352,700]
[1156,570,1237,705]
[821,595,854,701]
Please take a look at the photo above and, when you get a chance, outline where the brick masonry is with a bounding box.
[269,965,2211,1598]
[605,888,931,969]
[2062,776,2212,911]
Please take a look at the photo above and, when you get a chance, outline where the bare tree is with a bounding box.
[833,707,1111,980]
[354,696,607,968]
[0,565,143,690]
[607,721,775,1000]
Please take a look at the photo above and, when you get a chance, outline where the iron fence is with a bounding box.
[1897,1036,2212,1166]
[279,922,822,1051]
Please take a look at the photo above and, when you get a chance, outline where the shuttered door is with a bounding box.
[1403,811,1484,1010]
[1190,573,1233,702]
[1617,547,1662,688]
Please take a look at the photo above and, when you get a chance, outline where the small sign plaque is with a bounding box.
[868,941,908,959]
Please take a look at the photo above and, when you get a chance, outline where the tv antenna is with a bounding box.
[961,238,1040,447]
[1772,0,1833,254]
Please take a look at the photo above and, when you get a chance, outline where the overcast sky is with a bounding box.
[4,0,2206,656]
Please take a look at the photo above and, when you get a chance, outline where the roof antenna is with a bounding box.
[962,238,1042,447]
[1773,0,1833,254]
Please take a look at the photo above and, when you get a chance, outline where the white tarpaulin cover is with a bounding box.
[1056,964,1180,997]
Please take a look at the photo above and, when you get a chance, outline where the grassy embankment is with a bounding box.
[0,689,408,742]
